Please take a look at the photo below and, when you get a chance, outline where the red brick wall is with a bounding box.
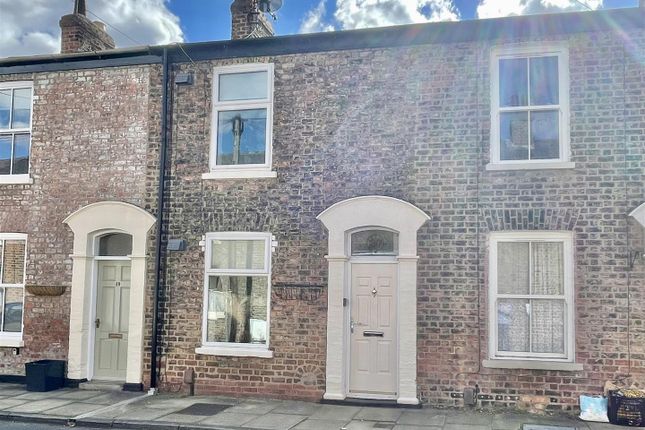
[0,66,158,375]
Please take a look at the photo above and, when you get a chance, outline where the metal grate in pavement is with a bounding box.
[174,403,231,416]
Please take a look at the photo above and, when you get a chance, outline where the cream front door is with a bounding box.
[349,263,398,397]
[94,261,131,380]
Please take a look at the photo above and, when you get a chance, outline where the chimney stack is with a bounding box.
[60,0,115,54]
[231,0,275,39]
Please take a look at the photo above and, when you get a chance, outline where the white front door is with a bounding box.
[349,263,398,397]
[93,261,131,380]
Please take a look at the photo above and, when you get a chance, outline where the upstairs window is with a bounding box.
[490,45,570,169]
[0,82,33,182]
[0,234,27,340]
[207,64,275,179]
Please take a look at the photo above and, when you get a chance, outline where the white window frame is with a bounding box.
[488,231,575,363]
[203,64,276,180]
[0,81,34,185]
[197,231,273,358]
[0,233,27,347]
[488,44,573,171]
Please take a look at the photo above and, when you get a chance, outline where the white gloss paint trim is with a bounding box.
[486,162,576,171]
[317,196,430,404]
[0,338,24,348]
[490,42,571,165]
[64,201,156,385]
[210,63,274,173]
[482,359,583,371]
[202,170,277,180]
[195,347,274,358]
[0,175,33,185]
[630,203,645,228]
[488,231,575,363]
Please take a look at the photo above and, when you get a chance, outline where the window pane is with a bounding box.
[0,90,10,129]
[206,276,268,344]
[216,109,267,165]
[530,56,558,106]
[497,242,529,294]
[498,299,529,353]
[531,299,565,354]
[99,233,132,256]
[499,58,528,107]
[12,134,29,175]
[351,230,399,256]
[0,135,11,175]
[211,239,266,271]
[3,287,23,333]
[531,110,559,160]
[500,111,529,160]
[219,71,268,102]
[11,88,31,129]
[2,240,25,284]
[532,242,564,295]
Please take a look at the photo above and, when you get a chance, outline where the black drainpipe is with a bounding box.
[151,47,170,389]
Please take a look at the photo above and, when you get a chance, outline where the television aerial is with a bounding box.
[258,0,283,20]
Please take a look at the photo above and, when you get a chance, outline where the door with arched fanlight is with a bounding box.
[348,228,399,399]
[93,232,132,381]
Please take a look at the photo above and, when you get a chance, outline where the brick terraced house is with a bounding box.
[0,0,643,411]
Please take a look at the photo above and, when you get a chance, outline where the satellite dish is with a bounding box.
[259,0,283,19]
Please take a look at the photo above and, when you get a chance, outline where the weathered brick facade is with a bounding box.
[155,24,644,409]
[0,5,642,413]
[0,65,160,375]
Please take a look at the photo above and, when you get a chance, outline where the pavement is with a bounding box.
[0,383,631,430]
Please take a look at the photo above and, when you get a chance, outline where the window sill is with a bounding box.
[195,346,274,358]
[0,175,33,185]
[202,170,277,180]
[486,162,575,171]
[0,338,24,348]
[483,359,583,371]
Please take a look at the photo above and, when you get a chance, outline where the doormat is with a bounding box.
[522,425,576,430]
[174,403,231,416]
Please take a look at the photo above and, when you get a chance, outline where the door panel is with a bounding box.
[349,263,397,396]
[94,261,131,380]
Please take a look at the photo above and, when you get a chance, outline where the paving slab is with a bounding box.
[111,405,173,421]
[199,411,258,427]
[226,400,282,415]
[345,420,395,429]
[0,399,29,411]
[12,391,64,401]
[310,404,361,421]
[4,399,73,414]
[42,401,105,417]
[292,418,349,430]
[84,391,141,405]
[443,424,491,430]
[156,412,209,424]
[355,407,403,422]
[242,412,306,430]
[57,390,105,401]
[397,410,446,426]
[272,400,322,416]
[393,426,443,430]
[445,411,493,426]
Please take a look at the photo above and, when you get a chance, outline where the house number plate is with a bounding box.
[108,333,123,339]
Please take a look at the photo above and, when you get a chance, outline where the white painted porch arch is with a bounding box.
[64,201,156,385]
[317,196,430,405]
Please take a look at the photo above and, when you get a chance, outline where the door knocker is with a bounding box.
[371,288,377,297]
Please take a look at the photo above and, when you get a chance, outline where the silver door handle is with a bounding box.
[350,320,367,333]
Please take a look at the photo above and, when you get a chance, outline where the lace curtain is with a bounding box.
[497,241,565,354]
